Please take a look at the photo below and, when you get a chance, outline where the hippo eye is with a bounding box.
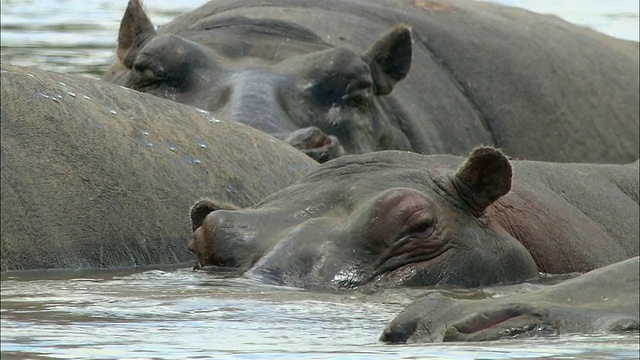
[133,57,166,81]
[407,219,435,239]
[342,77,373,102]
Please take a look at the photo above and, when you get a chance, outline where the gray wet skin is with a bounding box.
[381,257,639,343]
[106,0,411,162]
[105,0,639,164]
[188,147,639,290]
[0,64,317,272]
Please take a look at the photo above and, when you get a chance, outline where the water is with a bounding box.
[1,1,639,358]
[2,268,638,359]
[0,0,638,78]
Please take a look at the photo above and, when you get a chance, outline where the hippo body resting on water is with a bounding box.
[189,147,639,290]
[382,256,640,343]
[105,0,639,163]
[0,65,316,272]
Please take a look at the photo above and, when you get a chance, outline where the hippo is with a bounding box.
[0,64,317,272]
[381,256,640,343]
[188,147,639,290]
[104,0,639,163]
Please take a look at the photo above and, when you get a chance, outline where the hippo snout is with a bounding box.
[188,204,289,271]
[283,126,346,162]
[189,210,249,268]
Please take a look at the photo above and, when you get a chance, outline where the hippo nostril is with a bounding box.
[314,134,332,148]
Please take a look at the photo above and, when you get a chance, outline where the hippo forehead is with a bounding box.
[253,151,463,211]
[163,16,332,62]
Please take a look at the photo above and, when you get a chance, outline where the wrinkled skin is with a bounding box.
[104,0,639,163]
[188,147,639,290]
[381,257,639,343]
[0,64,316,272]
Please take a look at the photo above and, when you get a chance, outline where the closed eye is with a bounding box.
[406,219,435,239]
[134,58,166,80]
[342,78,373,101]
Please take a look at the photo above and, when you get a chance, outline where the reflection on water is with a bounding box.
[0,0,638,78]
[1,268,639,359]
[1,269,398,358]
[0,0,210,77]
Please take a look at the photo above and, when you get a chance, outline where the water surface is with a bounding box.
[2,268,639,359]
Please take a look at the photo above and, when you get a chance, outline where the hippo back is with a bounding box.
[0,64,317,271]
[488,159,639,273]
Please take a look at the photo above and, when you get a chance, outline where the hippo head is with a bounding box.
[108,0,413,162]
[188,147,539,290]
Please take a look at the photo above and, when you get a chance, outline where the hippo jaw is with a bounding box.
[380,295,558,344]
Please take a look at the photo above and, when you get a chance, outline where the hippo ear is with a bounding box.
[117,0,157,68]
[452,147,512,216]
[190,199,239,231]
[363,24,412,96]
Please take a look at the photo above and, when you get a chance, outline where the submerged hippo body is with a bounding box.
[0,65,316,272]
[382,257,640,343]
[189,147,639,290]
[104,0,639,163]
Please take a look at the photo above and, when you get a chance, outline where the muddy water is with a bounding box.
[2,268,639,359]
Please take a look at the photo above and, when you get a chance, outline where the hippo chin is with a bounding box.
[188,147,639,290]
[105,0,638,163]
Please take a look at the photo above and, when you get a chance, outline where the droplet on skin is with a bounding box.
[196,108,221,123]
[193,159,201,164]
[105,105,117,115]
[27,73,35,78]
[195,139,208,149]
[58,82,76,97]
[83,94,91,100]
